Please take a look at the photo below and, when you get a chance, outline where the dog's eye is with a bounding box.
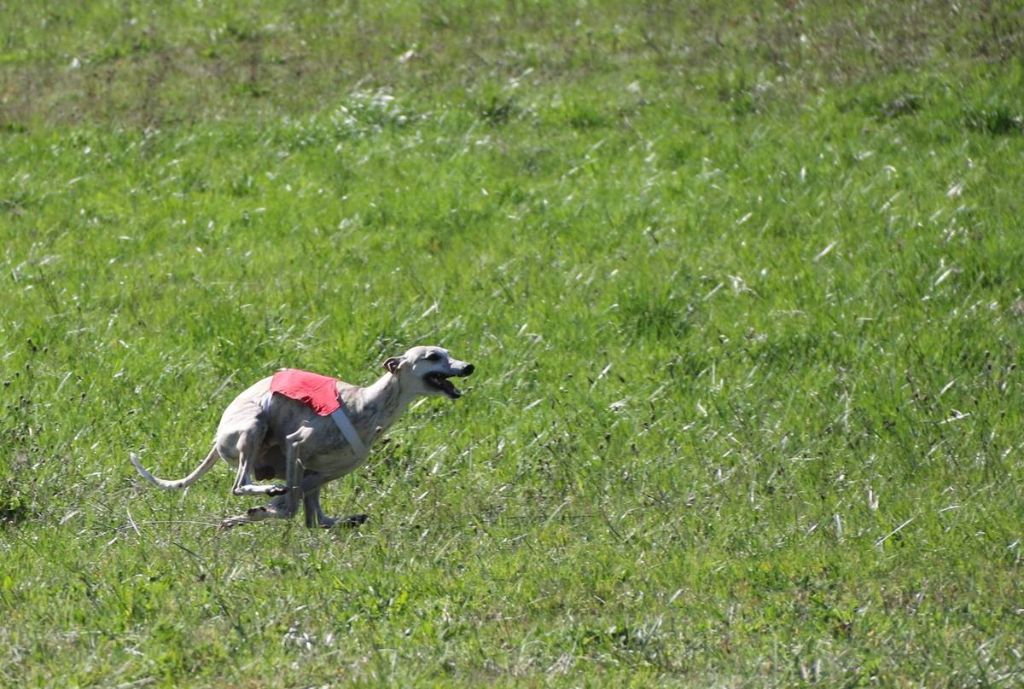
[426,351,443,362]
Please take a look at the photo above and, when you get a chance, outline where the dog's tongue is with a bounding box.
[440,377,461,398]
[431,374,460,398]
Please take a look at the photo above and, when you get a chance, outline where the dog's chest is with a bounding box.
[302,444,368,477]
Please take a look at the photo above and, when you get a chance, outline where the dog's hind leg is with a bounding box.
[221,424,286,497]
[220,494,292,530]
[219,428,312,530]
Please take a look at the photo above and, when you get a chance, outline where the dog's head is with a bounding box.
[383,346,474,399]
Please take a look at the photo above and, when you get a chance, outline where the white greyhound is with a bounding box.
[130,346,474,529]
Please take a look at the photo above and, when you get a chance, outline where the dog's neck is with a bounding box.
[341,372,416,440]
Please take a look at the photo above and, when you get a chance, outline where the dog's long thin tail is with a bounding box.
[130,445,220,490]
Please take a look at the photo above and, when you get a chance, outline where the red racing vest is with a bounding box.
[269,369,341,416]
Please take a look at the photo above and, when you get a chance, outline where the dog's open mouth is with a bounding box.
[426,372,463,399]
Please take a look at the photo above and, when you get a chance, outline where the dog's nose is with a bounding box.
[463,363,475,376]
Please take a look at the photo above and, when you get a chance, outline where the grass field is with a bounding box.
[2,1,1024,686]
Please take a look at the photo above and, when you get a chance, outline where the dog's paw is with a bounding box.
[339,513,369,528]
[218,516,246,530]
[219,506,276,530]
[315,513,367,529]
[266,484,288,496]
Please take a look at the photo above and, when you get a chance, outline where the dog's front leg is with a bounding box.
[303,487,332,528]
[300,473,335,528]
[282,426,313,518]
[298,474,367,529]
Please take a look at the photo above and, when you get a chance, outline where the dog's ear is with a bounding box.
[383,357,403,374]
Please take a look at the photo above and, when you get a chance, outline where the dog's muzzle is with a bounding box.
[426,362,474,399]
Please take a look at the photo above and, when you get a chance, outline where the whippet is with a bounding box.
[130,346,474,529]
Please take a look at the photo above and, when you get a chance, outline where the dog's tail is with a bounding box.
[130,445,220,490]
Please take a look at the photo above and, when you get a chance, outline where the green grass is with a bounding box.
[2,1,1024,686]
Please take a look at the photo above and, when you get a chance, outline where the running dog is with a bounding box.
[130,346,474,529]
